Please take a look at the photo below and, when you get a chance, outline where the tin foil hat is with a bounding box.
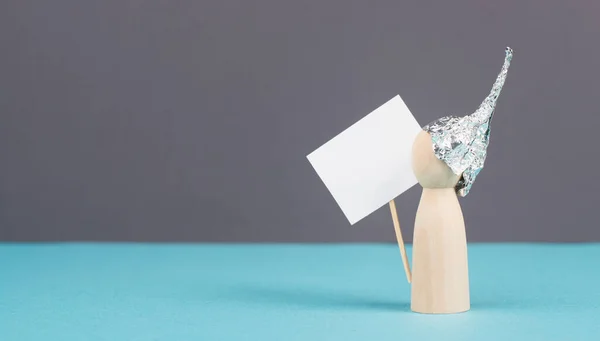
[423,47,513,197]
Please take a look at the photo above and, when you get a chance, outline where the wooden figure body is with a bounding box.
[410,130,469,314]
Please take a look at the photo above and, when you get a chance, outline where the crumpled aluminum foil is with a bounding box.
[423,47,513,197]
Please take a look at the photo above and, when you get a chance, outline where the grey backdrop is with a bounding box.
[1,0,599,242]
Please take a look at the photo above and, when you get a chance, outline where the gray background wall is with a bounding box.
[1,0,599,242]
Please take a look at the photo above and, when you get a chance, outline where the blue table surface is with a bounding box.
[1,243,599,341]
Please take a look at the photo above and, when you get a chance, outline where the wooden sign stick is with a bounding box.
[389,199,412,283]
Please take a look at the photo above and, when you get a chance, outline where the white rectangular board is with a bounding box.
[307,95,423,225]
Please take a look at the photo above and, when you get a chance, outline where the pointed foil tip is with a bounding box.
[422,47,513,197]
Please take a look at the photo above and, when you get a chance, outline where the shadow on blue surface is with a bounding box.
[219,283,597,315]
[220,283,411,312]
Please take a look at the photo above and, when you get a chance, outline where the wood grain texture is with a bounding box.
[410,131,470,314]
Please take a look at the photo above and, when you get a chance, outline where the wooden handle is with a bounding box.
[389,199,412,283]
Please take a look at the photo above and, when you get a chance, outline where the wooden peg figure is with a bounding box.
[408,47,514,314]
[410,130,469,313]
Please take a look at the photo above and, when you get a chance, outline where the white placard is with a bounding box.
[307,95,422,225]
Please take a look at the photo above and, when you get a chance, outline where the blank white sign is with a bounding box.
[307,95,423,225]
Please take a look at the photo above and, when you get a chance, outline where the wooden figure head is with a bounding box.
[411,130,461,189]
